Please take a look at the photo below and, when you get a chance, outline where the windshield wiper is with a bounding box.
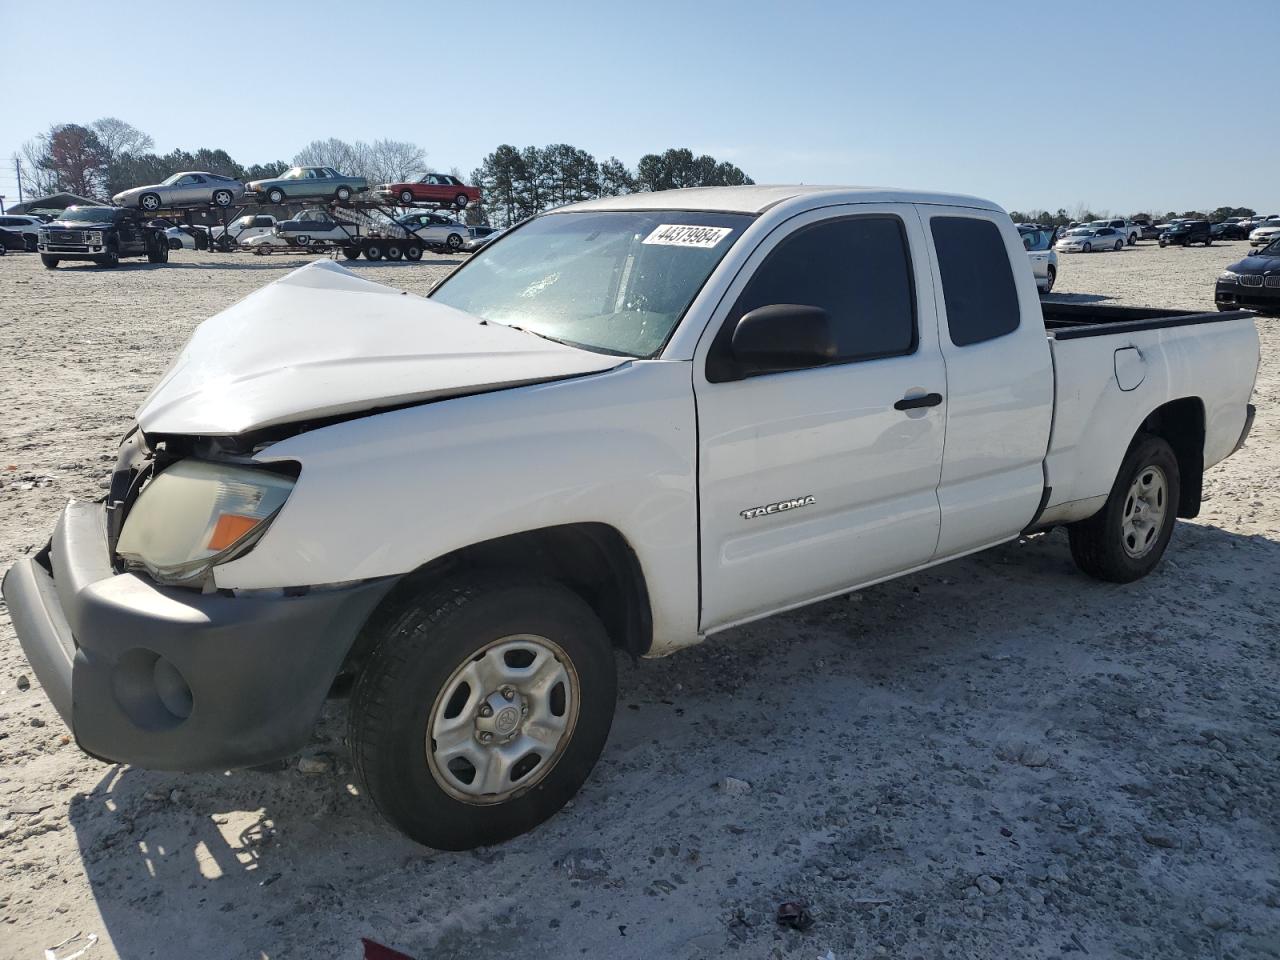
[499,323,634,358]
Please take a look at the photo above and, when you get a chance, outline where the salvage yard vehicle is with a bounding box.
[210,213,278,250]
[3,185,1261,851]
[1160,219,1212,247]
[245,166,368,204]
[380,173,481,208]
[1087,218,1140,245]
[0,214,44,251]
[113,171,246,212]
[37,206,169,268]
[1055,225,1125,252]
[1216,237,1280,315]
[1019,224,1058,292]
[397,211,468,251]
[1248,218,1280,248]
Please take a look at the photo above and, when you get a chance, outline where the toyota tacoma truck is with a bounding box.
[3,186,1261,850]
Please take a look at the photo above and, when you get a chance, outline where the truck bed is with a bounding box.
[1042,302,1254,340]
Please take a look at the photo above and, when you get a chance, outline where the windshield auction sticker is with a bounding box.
[642,224,734,248]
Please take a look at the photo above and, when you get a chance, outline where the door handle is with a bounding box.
[894,392,943,411]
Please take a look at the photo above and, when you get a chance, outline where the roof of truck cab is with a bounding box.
[563,185,1003,215]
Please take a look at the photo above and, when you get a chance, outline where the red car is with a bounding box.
[382,173,481,208]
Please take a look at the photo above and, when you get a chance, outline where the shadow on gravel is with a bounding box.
[64,525,1280,959]
[1042,292,1113,304]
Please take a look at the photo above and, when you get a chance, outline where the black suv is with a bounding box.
[1159,220,1212,247]
[38,206,169,268]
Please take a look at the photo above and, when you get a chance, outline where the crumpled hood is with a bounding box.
[136,260,625,435]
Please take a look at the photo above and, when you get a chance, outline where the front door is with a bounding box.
[695,205,947,631]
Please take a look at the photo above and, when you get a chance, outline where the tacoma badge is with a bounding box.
[740,495,816,520]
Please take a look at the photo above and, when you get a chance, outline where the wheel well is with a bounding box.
[343,524,653,680]
[1139,397,1204,518]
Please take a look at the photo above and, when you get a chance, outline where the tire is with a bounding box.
[24,235,37,253]
[268,188,285,205]
[349,576,617,850]
[212,189,233,207]
[215,233,234,252]
[167,237,182,250]
[342,246,362,260]
[455,194,469,209]
[1159,239,1167,248]
[404,243,422,261]
[148,237,169,263]
[139,193,161,213]
[1068,434,1180,583]
[364,242,384,261]
[1205,237,1212,246]
[446,232,463,251]
[1044,264,1055,293]
[1082,242,1092,253]
[40,255,58,269]
[336,186,352,202]
[295,234,311,246]
[399,189,415,204]
[1128,233,1137,246]
[97,240,120,268]
[385,243,403,261]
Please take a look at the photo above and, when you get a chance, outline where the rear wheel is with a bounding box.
[455,194,469,209]
[364,242,384,261]
[349,576,617,850]
[384,243,403,261]
[1205,236,1213,246]
[148,237,169,263]
[336,186,352,201]
[400,189,415,204]
[1068,434,1179,583]
[1113,240,1123,251]
[1044,264,1056,293]
[404,243,423,261]
[268,188,285,205]
[40,255,59,269]
[446,232,464,251]
[212,189,233,207]
[343,246,362,260]
[167,237,182,250]
[295,234,311,246]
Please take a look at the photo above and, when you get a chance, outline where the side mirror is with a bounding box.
[729,304,837,375]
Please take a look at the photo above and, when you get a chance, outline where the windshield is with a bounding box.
[1258,239,1280,257]
[1066,228,1092,236]
[280,168,303,180]
[57,207,118,222]
[430,210,752,357]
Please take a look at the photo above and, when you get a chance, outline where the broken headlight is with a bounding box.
[115,459,295,586]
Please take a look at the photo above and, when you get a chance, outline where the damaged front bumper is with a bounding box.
[2,501,396,771]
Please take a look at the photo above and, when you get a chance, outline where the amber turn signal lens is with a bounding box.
[207,513,262,551]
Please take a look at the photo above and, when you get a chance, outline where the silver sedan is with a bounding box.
[113,172,246,212]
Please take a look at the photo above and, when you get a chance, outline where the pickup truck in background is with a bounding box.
[36,206,169,268]
[3,186,1261,851]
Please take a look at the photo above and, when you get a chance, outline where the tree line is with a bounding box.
[18,119,753,226]
[1008,205,1259,226]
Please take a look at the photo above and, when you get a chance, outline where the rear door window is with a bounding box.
[929,216,1020,347]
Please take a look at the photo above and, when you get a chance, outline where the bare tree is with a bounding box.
[92,117,154,161]
[365,139,426,184]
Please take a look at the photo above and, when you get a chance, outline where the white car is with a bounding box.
[0,214,44,251]
[397,212,468,251]
[210,214,279,249]
[3,185,1261,851]
[1248,219,1280,248]
[1019,226,1058,292]
[1087,218,1140,246]
[1055,226,1126,253]
[241,232,294,254]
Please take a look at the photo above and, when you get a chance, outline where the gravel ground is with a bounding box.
[0,241,1276,960]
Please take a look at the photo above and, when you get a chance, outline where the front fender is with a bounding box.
[213,360,701,652]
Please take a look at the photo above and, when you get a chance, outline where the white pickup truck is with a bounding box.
[3,186,1261,851]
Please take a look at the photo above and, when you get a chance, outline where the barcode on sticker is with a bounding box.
[642,224,733,248]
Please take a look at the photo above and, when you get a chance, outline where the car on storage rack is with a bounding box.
[113,172,245,212]
[0,214,44,251]
[398,211,468,252]
[246,166,369,204]
[3,185,1262,852]
[1216,238,1280,315]
[36,206,169,268]
[275,208,364,247]
[210,214,279,250]
[1055,225,1125,253]
[1160,220,1212,247]
[381,173,481,209]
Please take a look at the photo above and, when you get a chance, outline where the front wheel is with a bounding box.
[1083,242,1092,253]
[40,255,59,269]
[455,194,469,209]
[212,189,233,207]
[404,243,423,261]
[1044,264,1056,293]
[148,238,169,263]
[399,189,415,204]
[97,240,120,268]
[349,576,617,850]
[1068,434,1179,583]
[384,243,403,261]
[446,232,463,251]
[336,186,352,201]
[267,188,285,205]
[363,242,384,261]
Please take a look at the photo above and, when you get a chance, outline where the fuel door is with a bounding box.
[1114,346,1146,391]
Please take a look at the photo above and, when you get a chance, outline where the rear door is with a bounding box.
[695,204,948,630]
[917,208,1054,557]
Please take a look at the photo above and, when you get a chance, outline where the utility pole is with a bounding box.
[14,156,24,205]
[0,196,6,214]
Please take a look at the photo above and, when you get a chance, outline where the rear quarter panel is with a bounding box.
[1042,317,1259,521]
